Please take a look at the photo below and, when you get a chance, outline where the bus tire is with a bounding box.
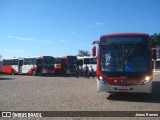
[32,70,36,76]
[11,70,15,75]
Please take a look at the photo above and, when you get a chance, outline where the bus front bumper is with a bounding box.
[42,69,55,74]
[97,79,152,93]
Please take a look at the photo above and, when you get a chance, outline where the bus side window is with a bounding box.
[28,58,32,65]
[3,60,6,65]
[9,59,13,65]
[24,59,28,65]
[78,59,83,66]
[13,59,18,65]
[5,60,9,65]
[10,60,13,65]
[84,58,90,64]
[32,58,37,65]
[90,58,96,64]
[8,60,11,65]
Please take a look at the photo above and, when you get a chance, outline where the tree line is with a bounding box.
[150,33,160,46]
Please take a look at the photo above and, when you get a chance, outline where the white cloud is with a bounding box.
[4,49,9,52]
[7,36,34,41]
[4,49,24,53]
[96,22,103,26]
[90,22,104,28]
[79,44,84,46]
[16,50,24,53]
[27,37,34,40]
[16,37,27,41]
[7,36,52,44]
[7,36,15,38]
[59,39,65,42]
[45,40,52,44]
[71,31,77,34]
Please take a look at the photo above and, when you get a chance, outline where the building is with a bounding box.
[0,55,2,72]
[153,45,160,72]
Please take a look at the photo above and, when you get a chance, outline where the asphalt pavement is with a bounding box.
[0,73,160,120]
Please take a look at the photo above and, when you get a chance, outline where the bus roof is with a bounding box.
[2,58,18,61]
[61,56,77,58]
[77,56,96,59]
[100,32,148,38]
[37,56,54,59]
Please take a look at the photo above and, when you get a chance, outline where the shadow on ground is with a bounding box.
[0,77,15,80]
[107,81,160,103]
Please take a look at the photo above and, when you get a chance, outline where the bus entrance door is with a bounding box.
[18,59,23,74]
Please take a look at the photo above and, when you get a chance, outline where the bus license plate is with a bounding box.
[119,89,128,92]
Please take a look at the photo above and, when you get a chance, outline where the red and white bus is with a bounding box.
[36,56,55,75]
[92,32,157,93]
[54,56,77,75]
[1,56,55,75]
[2,58,19,75]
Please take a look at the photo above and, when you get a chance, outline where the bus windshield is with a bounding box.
[100,37,149,72]
[68,56,77,67]
[43,57,54,68]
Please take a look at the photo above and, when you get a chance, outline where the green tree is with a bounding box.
[150,33,160,46]
[77,50,91,57]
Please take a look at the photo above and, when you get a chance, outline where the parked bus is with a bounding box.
[54,56,77,75]
[36,56,55,75]
[77,56,97,75]
[1,58,19,75]
[1,56,55,75]
[92,32,157,93]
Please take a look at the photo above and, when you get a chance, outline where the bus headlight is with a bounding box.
[98,76,103,80]
[98,76,108,84]
[140,76,151,85]
[145,76,150,81]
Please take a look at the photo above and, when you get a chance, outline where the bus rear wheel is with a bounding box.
[11,70,15,75]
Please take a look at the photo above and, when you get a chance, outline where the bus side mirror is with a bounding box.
[152,48,157,61]
[92,46,96,57]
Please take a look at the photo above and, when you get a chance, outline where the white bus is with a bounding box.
[77,56,97,75]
